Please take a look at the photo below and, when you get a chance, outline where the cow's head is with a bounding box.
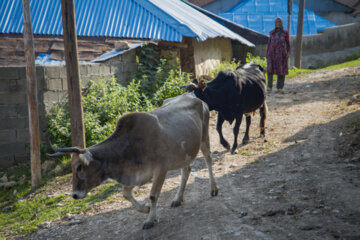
[48,145,104,199]
[182,79,207,92]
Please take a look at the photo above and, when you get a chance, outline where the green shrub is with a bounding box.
[246,52,267,73]
[151,67,190,106]
[209,58,240,78]
[48,77,153,147]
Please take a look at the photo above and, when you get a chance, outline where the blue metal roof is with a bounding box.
[219,0,337,36]
[0,0,254,46]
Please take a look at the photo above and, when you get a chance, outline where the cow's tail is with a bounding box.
[262,101,268,120]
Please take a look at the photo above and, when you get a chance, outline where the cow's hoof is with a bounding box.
[142,221,155,230]
[230,149,238,154]
[221,141,230,150]
[242,139,249,145]
[211,189,218,197]
[170,201,182,208]
[260,132,265,138]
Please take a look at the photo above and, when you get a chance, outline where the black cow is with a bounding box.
[184,63,267,154]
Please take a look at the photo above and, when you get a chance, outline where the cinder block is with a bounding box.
[0,142,26,156]
[43,91,60,104]
[45,78,63,91]
[0,118,27,130]
[16,128,29,142]
[62,78,68,90]
[59,66,67,78]
[36,66,45,80]
[80,65,88,77]
[0,155,15,168]
[0,105,17,119]
[99,65,111,76]
[0,129,16,143]
[88,64,100,75]
[0,104,27,119]
[0,93,27,105]
[45,67,60,79]
[110,61,123,74]
[0,67,19,79]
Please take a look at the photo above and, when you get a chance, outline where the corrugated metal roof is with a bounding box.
[0,0,253,46]
[219,0,337,35]
[183,0,269,44]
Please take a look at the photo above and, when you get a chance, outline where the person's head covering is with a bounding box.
[275,17,284,31]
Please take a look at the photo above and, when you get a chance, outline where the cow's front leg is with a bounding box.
[171,165,191,207]
[143,170,166,229]
[123,185,150,213]
[201,139,218,196]
[242,114,251,144]
[231,115,243,154]
[216,114,230,150]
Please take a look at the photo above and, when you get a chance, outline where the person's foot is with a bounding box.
[267,87,272,92]
[277,89,284,93]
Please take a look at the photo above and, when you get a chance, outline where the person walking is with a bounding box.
[266,17,290,92]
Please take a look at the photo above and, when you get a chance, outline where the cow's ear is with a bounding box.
[192,78,199,84]
[79,150,93,166]
[198,80,207,91]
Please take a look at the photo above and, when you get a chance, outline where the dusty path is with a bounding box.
[24,66,360,240]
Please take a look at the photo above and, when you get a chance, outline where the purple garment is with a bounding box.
[266,29,290,75]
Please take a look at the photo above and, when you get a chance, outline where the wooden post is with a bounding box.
[295,0,305,68]
[60,0,86,149]
[287,0,292,34]
[287,0,292,66]
[21,0,41,188]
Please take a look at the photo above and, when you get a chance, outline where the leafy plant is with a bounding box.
[47,77,153,148]
[246,52,267,73]
[209,58,240,78]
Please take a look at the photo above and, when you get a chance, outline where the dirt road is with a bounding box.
[25,65,360,240]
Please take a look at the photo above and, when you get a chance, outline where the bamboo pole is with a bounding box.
[21,0,41,188]
[60,0,86,150]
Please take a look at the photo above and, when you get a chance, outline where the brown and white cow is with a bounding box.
[48,93,218,229]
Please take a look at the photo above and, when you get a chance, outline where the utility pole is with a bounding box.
[22,0,41,188]
[60,0,86,150]
[295,0,305,68]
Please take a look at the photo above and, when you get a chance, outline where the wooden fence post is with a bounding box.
[295,0,305,68]
[21,0,41,188]
[60,0,86,150]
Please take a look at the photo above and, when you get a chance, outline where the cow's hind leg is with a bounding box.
[201,139,218,196]
[216,114,230,150]
[231,115,243,154]
[123,185,150,213]
[242,114,251,144]
[143,171,167,229]
[259,102,267,137]
[171,165,191,207]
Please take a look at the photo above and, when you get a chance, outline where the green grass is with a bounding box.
[322,57,360,70]
[0,164,121,238]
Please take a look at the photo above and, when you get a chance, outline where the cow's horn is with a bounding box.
[48,142,86,158]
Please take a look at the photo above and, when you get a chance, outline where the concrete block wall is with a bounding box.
[0,57,135,168]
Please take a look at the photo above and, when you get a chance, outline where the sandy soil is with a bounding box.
[22,65,360,240]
